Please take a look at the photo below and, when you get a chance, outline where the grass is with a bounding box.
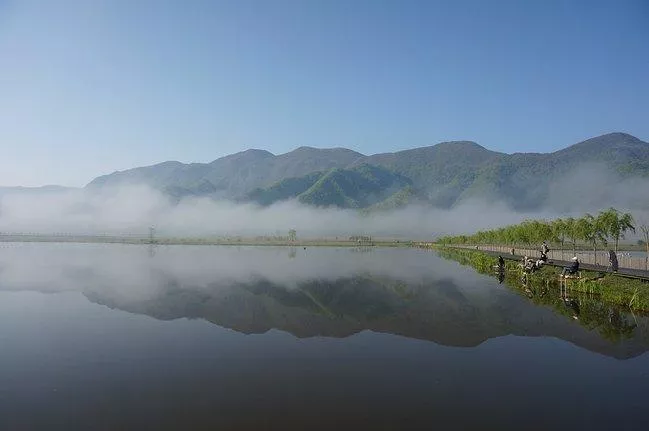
[434,247,645,341]
[435,247,649,312]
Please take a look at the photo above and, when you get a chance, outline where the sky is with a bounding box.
[1,0,648,187]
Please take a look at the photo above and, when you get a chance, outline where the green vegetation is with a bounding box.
[86,133,649,210]
[243,164,414,209]
[437,247,649,320]
[363,185,430,212]
[246,172,323,206]
[297,164,412,208]
[437,207,637,254]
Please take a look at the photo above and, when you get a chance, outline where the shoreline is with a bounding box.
[432,246,649,311]
[0,235,414,247]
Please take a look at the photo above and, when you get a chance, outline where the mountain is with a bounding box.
[245,172,324,206]
[365,185,431,211]
[245,164,413,209]
[88,147,364,200]
[85,132,649,210]
[358,141,504,207]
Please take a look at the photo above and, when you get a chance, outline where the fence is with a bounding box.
[454,244,649,271]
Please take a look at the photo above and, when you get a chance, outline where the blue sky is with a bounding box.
[1,0,648,186]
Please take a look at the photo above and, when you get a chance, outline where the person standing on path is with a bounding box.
[608,250,619,273]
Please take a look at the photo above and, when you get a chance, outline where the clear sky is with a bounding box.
[1,0,648,187]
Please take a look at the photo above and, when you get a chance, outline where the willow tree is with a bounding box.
[564,217,579,254]
[532,220,553,244]
[575,214,606,264]
[552,218,568,255]
[598,208,635,252]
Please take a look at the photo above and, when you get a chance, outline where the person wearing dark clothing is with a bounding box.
[541,242,550,255]
[608,250,619,272]
[495,256,505,277]
[561,257,579,276]
[539,251,548,263]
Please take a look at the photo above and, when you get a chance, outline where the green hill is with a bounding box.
[297,164,412,208]
[365,186,430,211]
[84,132,649,210]
[245,172,324,206]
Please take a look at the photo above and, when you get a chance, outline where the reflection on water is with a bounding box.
[1,244,648,430]
[1,243,648,356]
[438,247,645,346]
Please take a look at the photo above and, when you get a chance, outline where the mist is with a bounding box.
[0,163,647,239]
[0,184,539,238]
[544,163,649,214]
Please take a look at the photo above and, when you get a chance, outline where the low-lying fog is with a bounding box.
[0,164,647,238]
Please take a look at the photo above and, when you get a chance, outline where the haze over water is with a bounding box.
[1,244,648,430]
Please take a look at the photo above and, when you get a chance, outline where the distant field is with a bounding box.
[0,234,413,247]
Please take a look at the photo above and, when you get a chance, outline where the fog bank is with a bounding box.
[0,184,550,238]
[1,162,648,239]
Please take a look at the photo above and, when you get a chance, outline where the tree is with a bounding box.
[598,208,635,252]
[575,214,606,265]
[564,217,578,254]
[288,229,297,242]
[552,218,567,254]
[638,217,649,268]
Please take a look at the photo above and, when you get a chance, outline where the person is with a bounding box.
[561,256,579,277]
[522,256,537,273]
[541,241,550,255]
[498,271,505,284]
[539,250,548,263]
[608,250,618,272]
[525,256,535,271]
[495,255,506,276]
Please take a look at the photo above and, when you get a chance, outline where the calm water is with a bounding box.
[1,244,648,430]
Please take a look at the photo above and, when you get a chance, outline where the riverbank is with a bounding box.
[434,246,649,312]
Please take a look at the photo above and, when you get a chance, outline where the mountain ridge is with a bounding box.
[63,132,649,210]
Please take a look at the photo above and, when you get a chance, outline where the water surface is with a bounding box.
[1,244,648,430]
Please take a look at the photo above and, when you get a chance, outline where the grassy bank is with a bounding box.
[435,246,649,312]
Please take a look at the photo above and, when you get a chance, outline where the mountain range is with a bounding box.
[83,272,648,359]
[19,132,649,210]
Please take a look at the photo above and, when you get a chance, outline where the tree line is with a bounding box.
[437,208,639,254]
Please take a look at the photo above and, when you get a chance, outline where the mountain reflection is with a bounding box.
[1,244,648,358]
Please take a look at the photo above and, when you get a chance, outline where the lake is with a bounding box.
[1,243,648,430]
